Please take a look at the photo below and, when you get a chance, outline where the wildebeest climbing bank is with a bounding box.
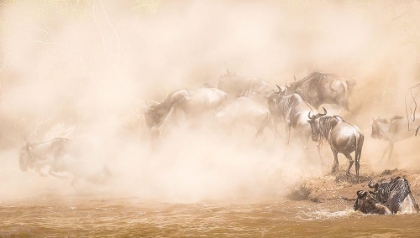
[1,0,420,237]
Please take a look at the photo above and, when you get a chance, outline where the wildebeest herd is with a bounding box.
[19,68,420,215]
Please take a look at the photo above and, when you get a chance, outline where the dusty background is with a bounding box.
[0,0,420,203]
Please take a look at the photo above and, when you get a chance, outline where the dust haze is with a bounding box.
[0,0,420,203]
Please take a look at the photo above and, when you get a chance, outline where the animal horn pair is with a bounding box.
[307,107,327,120]
[276,85,285,95]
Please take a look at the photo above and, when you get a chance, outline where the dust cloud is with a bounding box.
[0,0,420,202]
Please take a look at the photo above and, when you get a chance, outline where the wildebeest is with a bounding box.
[353,190,392,214]
[307,109,364,182]
[19,138,112,188]
[286,72,355,111]
[354,177,419,214]
[267,86,317,146]
[371,115,420,162]
[215,96,270,138]
[218,68,270,98]
[144,87,228,138]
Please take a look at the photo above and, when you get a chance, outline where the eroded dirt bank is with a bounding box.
[287,168,420,204]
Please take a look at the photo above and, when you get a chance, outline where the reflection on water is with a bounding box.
[1,196,419,237]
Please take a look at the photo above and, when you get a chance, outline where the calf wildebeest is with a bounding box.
[307,108,364,182]
[144,87,228,139]
[19,138,112,188]
[286,72,355,111]
[267,86,317,146]
[218,68,270,98]
[215,96,270,138]
[371,115,420,162]
[354,177,419,214]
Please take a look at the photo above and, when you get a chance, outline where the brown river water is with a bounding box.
[1,195,419,237]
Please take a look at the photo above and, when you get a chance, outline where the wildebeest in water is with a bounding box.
[371,115,420,162]
[307,108,364,182]
[354,177,419,214]
[19,138,112,188]
[285,72,356,111]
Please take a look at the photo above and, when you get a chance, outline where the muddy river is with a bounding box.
[1,195,418,237]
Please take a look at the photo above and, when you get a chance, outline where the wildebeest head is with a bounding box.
[307,108,327,142]
[218,67,237,83]
[266,85,286,111]
[144,100,164,128]
[144,90,191,139]
[354,190,391,214]
[371,117,388,140]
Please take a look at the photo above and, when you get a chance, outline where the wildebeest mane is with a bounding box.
[317,115,344,141]
[275,93,305,119]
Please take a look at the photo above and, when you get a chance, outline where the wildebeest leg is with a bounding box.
[342,100,351,112]
[299,133,309,149]
[387,142,394,162]
[48,168,68,179]
[36,165,49,177]
[254,112,269,139]
[344,152,354,182]
[285,125,291,145]
[269,117,280,139]
[380,143,391,162]
[317,142,323,164]
[355,134,364,183]
[331,148,339,174]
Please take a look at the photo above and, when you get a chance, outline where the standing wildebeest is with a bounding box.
[371,115,420,162]
[267,86,317,146]
[307,109,364,182]
[218,69,270,98]
[215,96,271,138]
[354,177,419,214]
[144,87,228,138]
[286,72,355,111]
[19,138,112,187]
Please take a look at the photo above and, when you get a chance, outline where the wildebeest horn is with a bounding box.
[276,85,283,94]
[356,190,367,198]
[368,180,378,189]
[145,100,152,107]
[319,107,327,116]
[294,75,297,81]
[308,111,315,120]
